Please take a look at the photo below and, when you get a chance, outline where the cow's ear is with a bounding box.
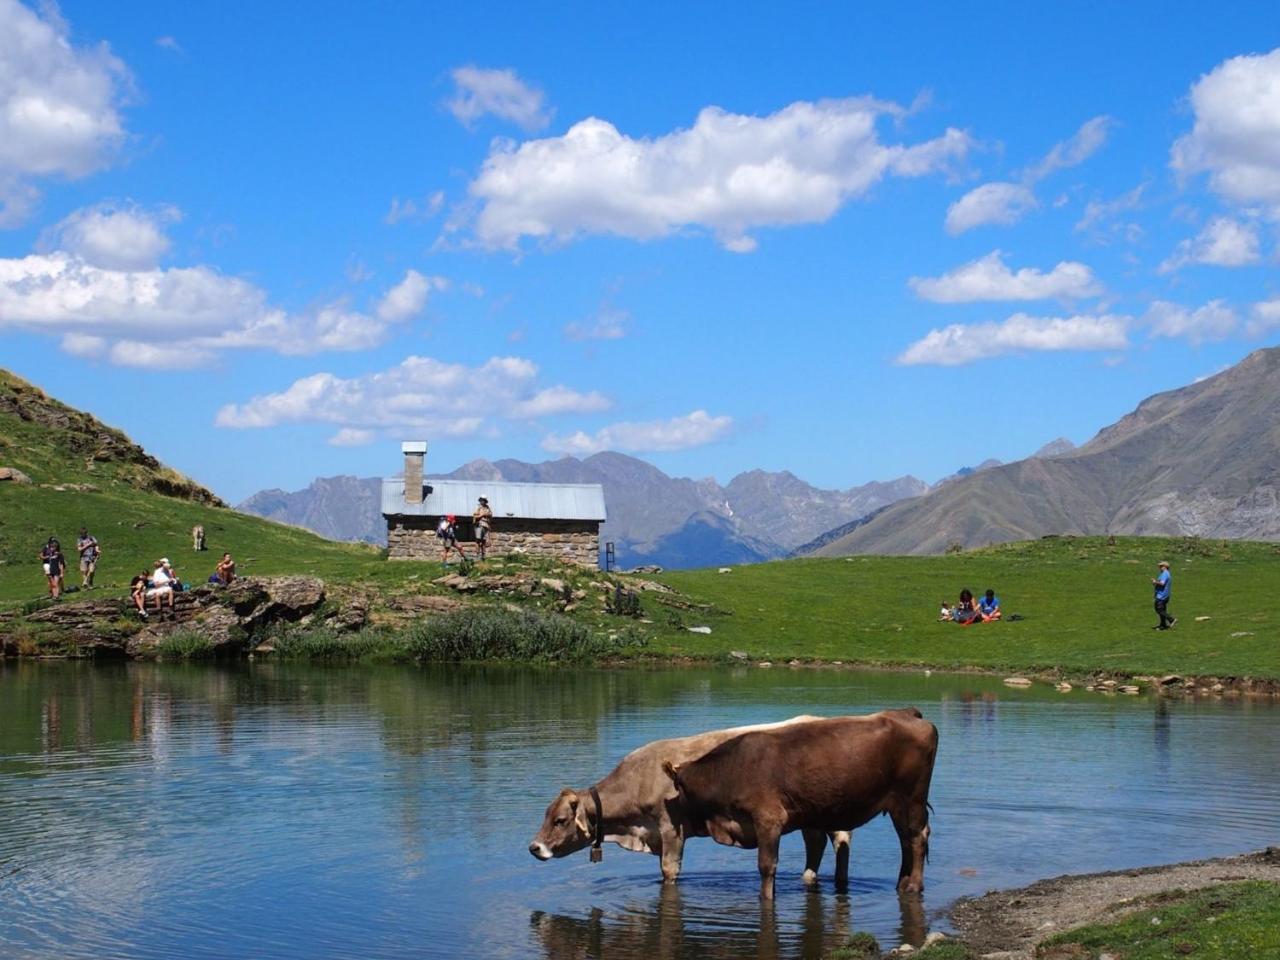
[661,760,681,784]
[565,790,579,811]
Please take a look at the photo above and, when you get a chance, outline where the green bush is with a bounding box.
[404,606,640,662]
[267,624,403,661]
[156,629,214,660]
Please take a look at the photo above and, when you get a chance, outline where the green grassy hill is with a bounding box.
[0,369,403,606]
[647,536,1280,680]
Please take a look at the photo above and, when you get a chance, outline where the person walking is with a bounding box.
[436,514,467,566]
[1151,560,1175,630]
[77,527,101,589]
[472,497,493,561]
[39,537,65,600]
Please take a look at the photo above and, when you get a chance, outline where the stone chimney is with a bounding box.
[402,441,427,505]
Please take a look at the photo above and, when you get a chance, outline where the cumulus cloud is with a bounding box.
[541,410,733,455]
[215,356,609,439]
[466,98,972,251]
[910,251,1102,302]
[944,116,1112,235]
[0,217,443,367]
[897,313,1129,366]
[944,182,1038,234]
[0,0,131,226]
[1157,217,1262,273]
[447,65,551,131]
[327,427,375,447]
[1171,48,1280,210]
[1144,299,1237,344]
[40,202,178,270]
[384,191,444,225]
[1248,298,1280,337]
[375,269,445,322]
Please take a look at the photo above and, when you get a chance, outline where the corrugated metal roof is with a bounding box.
[382,478,607,521]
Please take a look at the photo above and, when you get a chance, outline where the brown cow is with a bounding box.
[663,708,938,900]
[529,716,851,884]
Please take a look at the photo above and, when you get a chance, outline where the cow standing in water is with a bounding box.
[529,717,851,884]
[663,709,938,900]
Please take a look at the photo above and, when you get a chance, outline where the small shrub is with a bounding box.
[156,629,214,660]
[828,932,880,959]
[404,607,640,662]
[945,541,964,555]
[21,597,54,616]
[606,584,642,618]
[268,623,402,661]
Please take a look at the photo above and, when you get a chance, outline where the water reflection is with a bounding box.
[1,660,1278,960]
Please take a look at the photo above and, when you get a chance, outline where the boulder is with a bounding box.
[1003,676,1033,687]
[0,466,32,483]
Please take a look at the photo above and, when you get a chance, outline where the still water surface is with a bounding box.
[1,661,1278,959]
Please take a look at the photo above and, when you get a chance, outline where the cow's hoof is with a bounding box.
[802,869,818,885]
[897,880,924,895]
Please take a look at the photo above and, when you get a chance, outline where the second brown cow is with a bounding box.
[663,708,938,899]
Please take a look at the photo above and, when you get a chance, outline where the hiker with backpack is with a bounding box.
[437,514,468,566]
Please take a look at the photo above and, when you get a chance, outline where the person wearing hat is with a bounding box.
[1151,560,1175,630]
[472,496,493,561]
[436,513,467,565]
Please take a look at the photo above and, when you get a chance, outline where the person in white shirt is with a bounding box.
[147,560,175,617]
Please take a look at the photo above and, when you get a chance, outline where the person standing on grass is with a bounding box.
[39,537,65,599]
[1152,560,1176,630]
[436,514,467,565]
[473,497,493,561]
[77,527,100,589]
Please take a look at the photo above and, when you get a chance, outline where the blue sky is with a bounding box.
[2,1,1279,502]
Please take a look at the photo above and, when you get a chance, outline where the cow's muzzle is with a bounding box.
[528,841,553,861]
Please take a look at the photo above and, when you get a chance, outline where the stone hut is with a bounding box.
[383,442,607,568]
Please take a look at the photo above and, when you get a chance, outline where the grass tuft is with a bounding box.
[156,629,215,660]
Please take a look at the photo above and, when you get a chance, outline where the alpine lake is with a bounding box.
[1,661,1278,959]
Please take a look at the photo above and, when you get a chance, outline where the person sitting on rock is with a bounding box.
[147,560,176,617]
[953,589,980,625]
[214,552,236,586]
[130,571,150,618]
[978,589,1002,622]
[160,557,183,593]
[436,514,467,566]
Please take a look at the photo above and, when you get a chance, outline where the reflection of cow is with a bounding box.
[529,717,851,884]
[664,709,938,899]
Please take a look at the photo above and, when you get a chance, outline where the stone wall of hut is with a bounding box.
[386,516,600,568]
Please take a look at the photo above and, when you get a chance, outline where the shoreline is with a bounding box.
[945,847,1280,959]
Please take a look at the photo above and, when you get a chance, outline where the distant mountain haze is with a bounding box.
[237,451,929,569]
[805,346,1280,556]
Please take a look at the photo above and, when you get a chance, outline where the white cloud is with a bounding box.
[0,0,130,226]
[909,251,1102,302]
[541,410,733,455]
[155,36,184,54]
[1075,183,1146,242]
[447,65,551,131]
[384,191,444,225]
[0,222,445,367]
[1248,298,1280,337]
[466,98,972,251]
[327,427,375,447]
[1171,48,1280,210]
[41,202,178,270]
[565,306,629,341]
[215,356,609,436]
[1157,217,1262,273]
[897,313,1129,366]
[1025,116,1114,181]
[1144,299,1237,344]
[375,269,444,322]
[944,182,1037,234]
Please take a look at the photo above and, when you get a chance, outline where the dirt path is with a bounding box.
[949,847,1280,958]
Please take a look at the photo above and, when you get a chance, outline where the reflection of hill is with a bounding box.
[530,883,925,959]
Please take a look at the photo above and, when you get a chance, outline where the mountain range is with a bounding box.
[805,346,1280,556]
[238,453,932,569]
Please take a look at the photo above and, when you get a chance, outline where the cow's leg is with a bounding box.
[659,825,685,883]
[756,822,782,900]
[891,805,930,894]
[801,829,826,885]
[830,830,851,886]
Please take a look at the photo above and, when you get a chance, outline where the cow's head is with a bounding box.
[528,788,593,861]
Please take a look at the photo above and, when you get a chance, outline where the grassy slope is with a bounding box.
[1039,881,1280,959]
[645,536,1280,679]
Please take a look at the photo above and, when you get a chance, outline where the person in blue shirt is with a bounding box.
[1151,560,1175,630]
[978,589,1001,621]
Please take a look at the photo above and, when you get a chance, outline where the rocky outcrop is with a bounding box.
[10,576,335,659]
[0,466,32,483]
